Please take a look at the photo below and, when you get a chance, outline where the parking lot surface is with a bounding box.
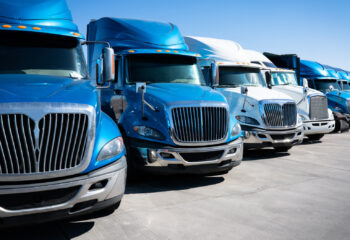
[3,132,350,240]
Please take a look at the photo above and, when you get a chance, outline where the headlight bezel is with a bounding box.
[133,125,165,140]
[235,115,260,126]
[97,137,124,162]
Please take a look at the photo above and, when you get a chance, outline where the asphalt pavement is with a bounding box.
[2,132,350,240]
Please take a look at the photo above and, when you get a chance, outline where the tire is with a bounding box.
[274,146,292,152]
[307,134,324,141]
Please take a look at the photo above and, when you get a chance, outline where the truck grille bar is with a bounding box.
[171,106,228,144]
[0,113,89,174]
[263,102,297,127]
[309,96,328,120]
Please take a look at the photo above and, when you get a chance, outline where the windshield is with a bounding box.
[271,72,298,86]
[126,54,205,85]
[218,67,267,88]
[0,31,88,79]
[340,80,350,90]
[315,79,341,93]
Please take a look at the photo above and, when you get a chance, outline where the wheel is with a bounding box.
[273,146,292,152]
[307,134,324,141]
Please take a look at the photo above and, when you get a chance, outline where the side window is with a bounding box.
[200,66,211,86]
[307,79,314,88]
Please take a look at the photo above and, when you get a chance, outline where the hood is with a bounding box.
[220,86,294,101]
[327,90,350,100]
[0,74,98,107]
[272,85,323,100]
[125,83,227,106]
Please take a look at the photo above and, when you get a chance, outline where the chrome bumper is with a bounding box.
[303,120,335,135]
[137,137,243,167]
[243,126,304,146]
[0,157,127,218]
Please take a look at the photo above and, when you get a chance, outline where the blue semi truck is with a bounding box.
[299,60,350,131]
[0,0,126,225]
[87,18,243,175]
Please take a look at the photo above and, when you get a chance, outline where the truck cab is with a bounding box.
[324,65,350,92]
[185,37,304,152]
[87,18,243,175]
[299,60,350,132]
[0,1,126,226]
[244,50,335,141]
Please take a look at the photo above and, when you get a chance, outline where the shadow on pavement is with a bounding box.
[126,174,225,194]
[301,139,322,145]
[0,221,94,240]
[243,148,290,161]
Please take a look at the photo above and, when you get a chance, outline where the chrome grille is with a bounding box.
[171,106,228,143]
[0,113,88,174]
[263,102,297,127]
[309,96,328,120]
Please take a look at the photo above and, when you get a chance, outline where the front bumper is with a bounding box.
[0,157,127,221]
[303,120,335,135]
[132,138,243,174]
[243,125,304,148]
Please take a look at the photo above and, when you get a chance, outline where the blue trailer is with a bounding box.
[0,0,126,226]
[87,18,243,175]
[300,60,350,132]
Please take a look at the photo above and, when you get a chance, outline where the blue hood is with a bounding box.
[125,83,227,106]
[300,60,334,79]
[0,75,98,107]
[327,90,350,99]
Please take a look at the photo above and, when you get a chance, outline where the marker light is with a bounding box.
[32,27,41,30]
[128,50,135,53]
[196,54,201,57]
[73,32,81,36]
[174,50,178,53]
[165,50,170,52]
[18,25,26,29]
[2,24,11,28]
[156,50,162,52]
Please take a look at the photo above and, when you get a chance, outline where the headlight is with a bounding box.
[297,115,303,125]
[231,123,242,137]
[133,126,165,140]
[299,114,307,121]
[235,115,259,125]
[97,137,124,161]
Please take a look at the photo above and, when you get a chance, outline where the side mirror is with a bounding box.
[102,47,115,82]
[329,85,334,92]
[302,78,309,88]
[265,71,272,89]
[241,86,248,95]
[211,62,219,87]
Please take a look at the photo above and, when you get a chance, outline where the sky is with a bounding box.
[68,0,350,70]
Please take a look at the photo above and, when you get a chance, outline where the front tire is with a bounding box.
[307,134,324,141]
[274,146,292,152]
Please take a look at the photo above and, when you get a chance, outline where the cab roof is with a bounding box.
[243,49,294,72]
[0,0,81,38]
[300,60,334,79]
[87,17,188,51]
[185,36,260,69]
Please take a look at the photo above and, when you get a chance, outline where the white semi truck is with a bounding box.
[185,37,304,152]
[244,50,335,140]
